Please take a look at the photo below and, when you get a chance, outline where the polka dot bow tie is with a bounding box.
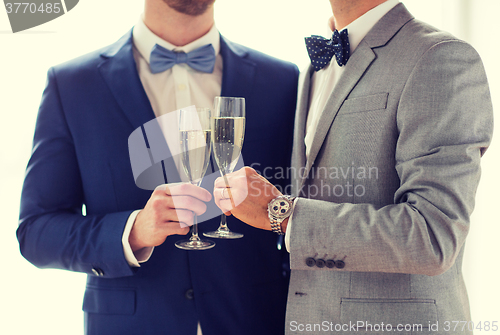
[305,29,350,71]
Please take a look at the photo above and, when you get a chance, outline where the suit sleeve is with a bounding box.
[288,40,493,275]
[17,68,136,279]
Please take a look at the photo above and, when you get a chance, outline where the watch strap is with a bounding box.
[270,219,285,235]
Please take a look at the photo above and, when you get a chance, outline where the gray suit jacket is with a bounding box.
[286,4,493,334]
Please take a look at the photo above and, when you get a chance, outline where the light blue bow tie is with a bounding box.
[149,43,216,74]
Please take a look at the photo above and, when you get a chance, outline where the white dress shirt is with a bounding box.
[285,0,400,251]
[121,18,223,267]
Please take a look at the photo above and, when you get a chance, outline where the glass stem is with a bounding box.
[190,180,201,241]
[219,214,229,231]
[219,167,231,233]
[190,214,200,241]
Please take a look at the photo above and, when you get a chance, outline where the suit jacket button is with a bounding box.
[305,258,316,267]
[315,259,326,268]
[335,260,345,269]
[92,268,104,276]
[325,260,336,268]
[185,289,194,300]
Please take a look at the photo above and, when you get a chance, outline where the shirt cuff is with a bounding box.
[122,209,154,267]
[284,198,298,253]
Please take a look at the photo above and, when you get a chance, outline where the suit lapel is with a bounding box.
[98,29,156,131]
[219,35,256,98]
[292,67,313,195]
[298,3,414,191]
[217,36,257,171]
[301,44,376,190]
[98,30,179,184]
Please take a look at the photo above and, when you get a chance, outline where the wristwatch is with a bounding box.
[267,195,296,235]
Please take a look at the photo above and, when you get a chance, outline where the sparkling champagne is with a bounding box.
[212,117,245,173]
[180,130,211,184]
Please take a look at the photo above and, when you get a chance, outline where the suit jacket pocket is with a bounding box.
[340,298,437,327]
[83,286,136,315]
[340,93,389,114]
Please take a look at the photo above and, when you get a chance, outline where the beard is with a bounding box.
[163,0,216,16]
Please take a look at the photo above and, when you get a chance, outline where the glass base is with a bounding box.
[175,239,216,250]
[203,230,244,239]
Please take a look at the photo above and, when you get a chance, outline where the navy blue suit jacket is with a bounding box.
[17,30,299,335]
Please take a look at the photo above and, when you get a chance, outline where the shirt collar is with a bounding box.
[132,17,220,64]
[341,0,400,53]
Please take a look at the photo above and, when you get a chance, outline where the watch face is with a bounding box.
[270,198,292,217]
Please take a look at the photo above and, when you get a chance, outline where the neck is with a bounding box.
[143,1,214,46]
[329,0,387,30]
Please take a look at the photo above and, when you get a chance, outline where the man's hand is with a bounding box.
[213,167,282,231]
[129,183,212,252]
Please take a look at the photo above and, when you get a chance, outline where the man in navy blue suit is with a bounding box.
[17,0,299,334]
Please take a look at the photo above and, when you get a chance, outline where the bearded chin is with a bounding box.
[163,0,216,16]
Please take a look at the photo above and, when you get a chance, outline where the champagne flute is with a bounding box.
[204,97,245,239]
[175,108,215,250]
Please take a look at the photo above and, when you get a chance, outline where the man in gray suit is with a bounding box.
[213,0,493,334]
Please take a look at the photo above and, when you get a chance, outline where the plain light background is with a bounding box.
[0,0,498,334]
